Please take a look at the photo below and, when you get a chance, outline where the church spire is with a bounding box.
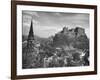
[27,20,34,41]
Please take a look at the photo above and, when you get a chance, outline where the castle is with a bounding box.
[61,26,85,38]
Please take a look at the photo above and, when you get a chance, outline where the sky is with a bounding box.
[22,10,90,38]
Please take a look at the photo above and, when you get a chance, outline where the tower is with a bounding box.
[27,20,34,41]
[27,20,35,48]
[23,20,40,69]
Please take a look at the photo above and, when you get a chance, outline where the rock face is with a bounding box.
[52,27,89,49]
[61,27,85,38]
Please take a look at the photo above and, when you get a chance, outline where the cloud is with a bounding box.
[22,11,89,38]
[23,14,39,27]
[32,19,39,25]
[53,12,61,16]
[33,26,62,38]
[22,11,39,18]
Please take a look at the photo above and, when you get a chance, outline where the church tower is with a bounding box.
[27,20,34,41]
[27,20,35,48]
[23,20,40,69]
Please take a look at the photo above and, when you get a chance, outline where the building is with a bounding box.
[22,20,40,69]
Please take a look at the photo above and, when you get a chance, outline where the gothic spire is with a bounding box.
[27,20,34,41]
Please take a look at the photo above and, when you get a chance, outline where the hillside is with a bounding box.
[52,27,89,50]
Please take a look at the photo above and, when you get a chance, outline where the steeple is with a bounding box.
[27,20,34,41]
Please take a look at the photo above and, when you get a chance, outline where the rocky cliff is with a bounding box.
[52,27,89,49]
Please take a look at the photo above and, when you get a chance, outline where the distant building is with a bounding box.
[74,27,85,37]
[62,26,69,34]
[61,26,85,38]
